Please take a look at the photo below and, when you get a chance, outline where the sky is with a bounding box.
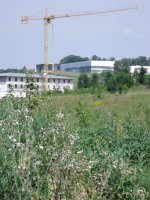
[0,0,149,69]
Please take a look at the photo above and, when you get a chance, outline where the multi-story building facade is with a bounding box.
[35,64,59,73]
[35,61,115,73]
[0,73,74,98]
[60,60,115,73]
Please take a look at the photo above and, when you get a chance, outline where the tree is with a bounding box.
[114,59,130,73]
[104,71,133,94]
[145,75,150,88]
[25,76,38,97]
[77,74,90,88]
[60,55,89,64]
[148,57,150,66]
[25,76,39,109]
[22,66,27,73]
[110,57,115,61]
[91,55,99,60]
[137,67,147,84]
[90,73,99,87]
[7,84,14,97]
[135,56,148,66]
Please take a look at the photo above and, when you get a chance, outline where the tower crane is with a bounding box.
[21,6,137,90]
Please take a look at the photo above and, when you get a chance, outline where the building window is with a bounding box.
[21,77,23,82]
[58,79,61,83]
[48,78,50,83]
[8,77,11,81]
[15,84,17,88]
[53,79,55,83]
[15,77,17,82]
[68,80,70,83]
[63,80,65,83]
[20,84,23,89]
[37,78,39,82]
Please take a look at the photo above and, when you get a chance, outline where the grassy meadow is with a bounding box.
[0,87,150,199]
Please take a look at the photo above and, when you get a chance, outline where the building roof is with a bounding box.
[91,61,115,68]
[0,73,74,80]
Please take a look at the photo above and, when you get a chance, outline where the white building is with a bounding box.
[60,60,115,73]
[91,61,115,73]
[130,65,150,74]
[0,73,74,98]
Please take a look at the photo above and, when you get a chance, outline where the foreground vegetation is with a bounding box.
[0,87,150,199]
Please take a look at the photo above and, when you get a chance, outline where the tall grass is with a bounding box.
[0,89,150,199]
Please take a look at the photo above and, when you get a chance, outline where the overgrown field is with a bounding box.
[0,88,150,199]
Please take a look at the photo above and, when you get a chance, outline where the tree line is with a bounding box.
[1,56,150,72]
[59,55,116,64]
[60,55,150,66]
[0,66,27,74]
[77,66,150,95]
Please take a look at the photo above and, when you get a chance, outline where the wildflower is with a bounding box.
[94,101,103,107]
[13,121,19,126]
[13,138,16,143]
[24,107,29,114]
[8,136,13,140]
[56,110,64,119]
[16,143,22,147]
[77,150,83,154]
[39,145,44,150]
[35,160,40,166]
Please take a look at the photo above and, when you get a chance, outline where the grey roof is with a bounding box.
[0,73,74,80]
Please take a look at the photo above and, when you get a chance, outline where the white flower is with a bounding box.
[56,111,64,119]
[13,138,16,143]
[39,145,43,150]
[9,136,13,140]
[77,150,83,154]
[16,143,22,147]
[35,160,40,166]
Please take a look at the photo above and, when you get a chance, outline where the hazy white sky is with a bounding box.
[0,0,149,69]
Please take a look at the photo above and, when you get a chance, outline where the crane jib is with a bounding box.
[21,5,137,90]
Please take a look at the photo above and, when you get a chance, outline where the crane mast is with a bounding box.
[44,9,49,90]
[21,6,137,90]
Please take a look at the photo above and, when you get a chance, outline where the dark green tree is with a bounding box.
[145,75,150,88]
[91,55,99,60]
[148,57,150,65]
[135,56,148,66]
[110,57,115,61]
[137,67,147,84]
[60,55,89,64]
[90,73,99,87]
[77,74,90,88]
[104,71,133,94]
[114,59,130,73]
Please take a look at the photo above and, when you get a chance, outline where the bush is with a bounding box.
[104,71,133,94]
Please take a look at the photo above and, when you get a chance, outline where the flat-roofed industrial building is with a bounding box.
[60,60,115,73]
